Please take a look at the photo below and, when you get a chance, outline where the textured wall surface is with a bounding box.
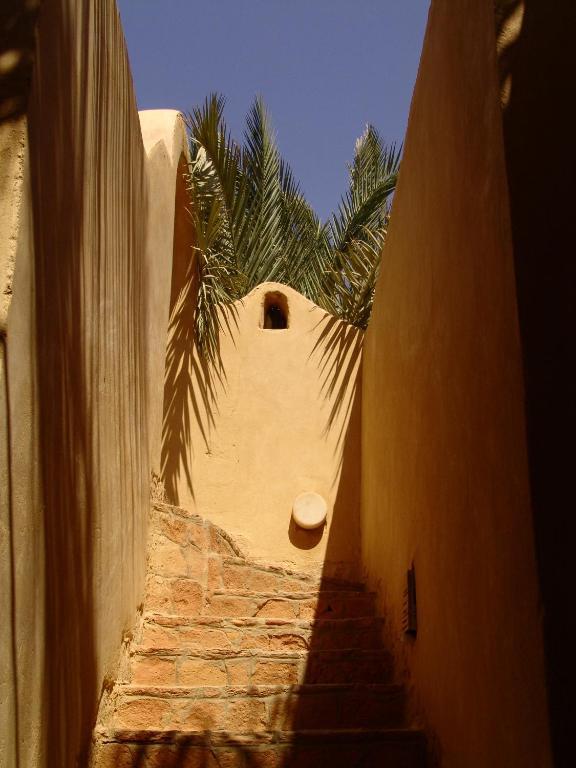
[0,1,151,765]
[163,282,362,577]
[360,1,551,765]
[139,109,192,478]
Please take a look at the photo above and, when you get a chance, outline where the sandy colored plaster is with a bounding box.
[162,282,362,577]
[360,1,551,765]
[139,109,192,476]
[140,108,186,159]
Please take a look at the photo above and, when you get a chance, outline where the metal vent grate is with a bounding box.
[402,563,417,637]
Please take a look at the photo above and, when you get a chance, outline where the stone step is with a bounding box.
[139,615,384,653]
[148,539,364,594]
[95,728,427,768]
[96,732,426,767]
[151,503,363,586]
[145,576,376,619]
[130,648,394,687]
[204,589,376,620]
[110,683,406,734]
[91,507,426,767]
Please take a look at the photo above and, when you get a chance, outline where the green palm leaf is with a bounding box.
[183,98,400,360]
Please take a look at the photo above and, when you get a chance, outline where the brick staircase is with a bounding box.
[92,503,426,767]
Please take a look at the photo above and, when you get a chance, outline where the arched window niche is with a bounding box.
[262,291,289,330]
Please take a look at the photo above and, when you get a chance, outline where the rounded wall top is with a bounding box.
[138,109,188,161]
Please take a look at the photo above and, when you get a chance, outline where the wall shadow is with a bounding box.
[309,315,363,439]
[288,517,324,550]
[496,1,576,764]
[28,3,97,763]
[160,149,240,507]
[160,262,238,505]
[309,313,364,513]
[283,380,387,767]
[161,245,201,504]
[280,319,369,766]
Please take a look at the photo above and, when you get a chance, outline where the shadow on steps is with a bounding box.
[92,375,426,766]
[95,728,426,767]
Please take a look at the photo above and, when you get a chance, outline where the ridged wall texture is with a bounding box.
[1,1,150,766]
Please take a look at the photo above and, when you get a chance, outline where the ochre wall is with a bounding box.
[0,1,154,765]
[360,1,551,765]
[139,109,193,477]
[164,282,362,578]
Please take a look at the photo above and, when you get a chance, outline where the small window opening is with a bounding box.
[263,291,289,329]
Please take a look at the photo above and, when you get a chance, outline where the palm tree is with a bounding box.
[184,94,400,363]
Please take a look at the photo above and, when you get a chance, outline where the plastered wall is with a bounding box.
[163,282,362,578]
[139,109,193,477]
[360,1,551,765]
[0,1,154,765]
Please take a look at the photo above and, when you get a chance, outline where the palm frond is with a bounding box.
[186,95,250,262]
[277,157,329,298]
[240,98,285,287]
[324,125,399,328]
[330,227,387,328]
[184,95,245,364]
[183,99,400,353]
[330,125,400,254]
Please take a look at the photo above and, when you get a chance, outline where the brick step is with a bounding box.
[110,683,405,734]
[204,589,375,620]
[152,503,359,578]
[148,539,364,593]
[139,615,384,653]
[145,576,376,619]
[131,648,393,687]
[91,506,426,766]
[95,728,426,768]
[217,558,364,593]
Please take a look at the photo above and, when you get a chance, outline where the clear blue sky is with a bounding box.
[117,0,430,222]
